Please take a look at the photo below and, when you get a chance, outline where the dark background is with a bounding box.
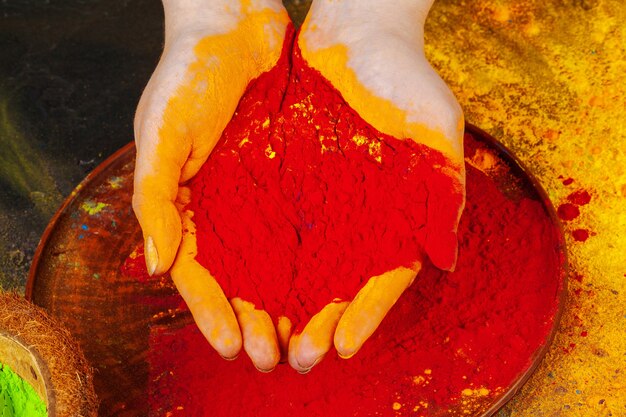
[0,0,310,291]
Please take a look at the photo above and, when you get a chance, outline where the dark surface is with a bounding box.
[0,0,311,292]
[0,1,163,290]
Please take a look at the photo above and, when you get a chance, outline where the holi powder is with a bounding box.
[557,190,591,222]
[123,26,563,416]
[0,364,47,417]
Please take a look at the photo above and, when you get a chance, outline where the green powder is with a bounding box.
[0,364,47,417]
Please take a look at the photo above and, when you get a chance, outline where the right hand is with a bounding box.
[288,0,466,372]
[132,0,289,369]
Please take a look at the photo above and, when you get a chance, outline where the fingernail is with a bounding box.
[335,340,358,359]
[255,365,276,373]
[220,353,239,361]
[296,354,323,373]
[145,236,159,276]
[338,351,356,359]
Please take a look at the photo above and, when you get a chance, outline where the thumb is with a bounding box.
[132,130,191,275]
[132,189,181,277]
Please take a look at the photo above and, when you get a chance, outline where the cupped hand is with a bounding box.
[132,0,289,370]
[289,0,466,372]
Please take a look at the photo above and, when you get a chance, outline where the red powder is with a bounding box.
[557,189,590,222]
[557,203,580,221]
[185,29,462,328]
[128,27,563,417]
[566,190,591,206]
[572,229,590,242]
[561,178,574,186]
[145,132,562,416]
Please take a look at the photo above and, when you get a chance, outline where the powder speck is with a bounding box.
[572,229,590,242]
[567,190,591,206]
[557,203,580,221]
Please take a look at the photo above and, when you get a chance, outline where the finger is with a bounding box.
[276,316,292,363]
[133,111,191,275]
[288,301,349,373]
[334,262,421,359]
[170,211,242,359]
[231,298,281,372]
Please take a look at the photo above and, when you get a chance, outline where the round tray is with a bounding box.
[27,125,567,417]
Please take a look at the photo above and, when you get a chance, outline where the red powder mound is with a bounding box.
[185,29,463,328]
[133,27,563,417]
[146,131,562,416]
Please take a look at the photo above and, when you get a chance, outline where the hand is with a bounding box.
[132,0,289,369]
[288,0,465,372]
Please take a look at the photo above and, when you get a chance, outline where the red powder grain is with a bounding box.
[562,178,574,186]
[557,203,580,221]
[567,190,591,206]
[572,229,590,242]
[130,27,564,417]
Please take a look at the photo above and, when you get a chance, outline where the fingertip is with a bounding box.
[133,195,182,275]
[195,304,243,361]
[288,302,349,372]
[231,299,281,373]
[333,330,360,360]
[214,330,243,361]
[293,333,328,372]
[287,333,311,373]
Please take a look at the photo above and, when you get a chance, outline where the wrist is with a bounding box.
[162,0,286,45]
[305,0,434,49]
[162,0,238,44]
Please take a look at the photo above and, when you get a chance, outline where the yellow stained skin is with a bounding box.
[170,209,242,360]
[299,34,464,168]
[288,301,349,372]
[231,298,281,372]
[276,315,293,362]
[289,3,462,369]
[334,263,421,359]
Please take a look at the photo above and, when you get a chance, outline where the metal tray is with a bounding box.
[27,124,567,417]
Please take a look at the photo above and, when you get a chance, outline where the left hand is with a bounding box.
[288,0,465,372]
[133,0,291,371]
